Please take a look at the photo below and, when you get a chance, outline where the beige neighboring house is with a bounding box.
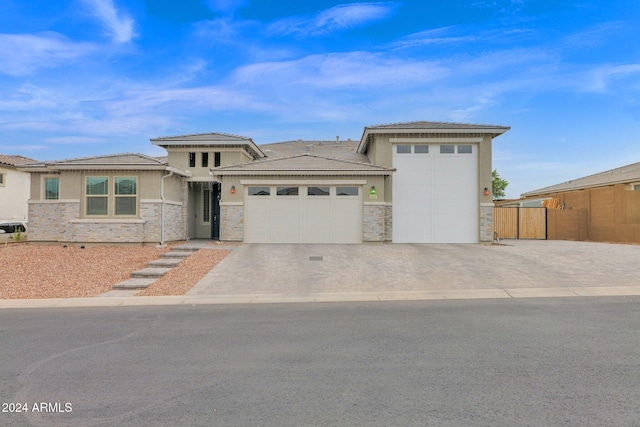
[521,161,640,243]
[19,121,509,244]
[0,154,37,220]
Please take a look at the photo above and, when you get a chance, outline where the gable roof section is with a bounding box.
[358,120,510,153]
[522,161,640,197]
[16,153,191,176]
[212,153,394,176]
[0,154,38,166]
[151,132,265,159]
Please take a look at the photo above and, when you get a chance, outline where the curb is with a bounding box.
[2,286,640,309]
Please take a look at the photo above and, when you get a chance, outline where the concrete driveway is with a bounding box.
[188,240,640,301]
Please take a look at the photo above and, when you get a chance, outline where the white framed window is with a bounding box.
[457,145,473,154]
[396,145,412,154]
[634,184,640,191]
[44,177,59,200]
[114,177,137,216]
[337,186,359,196]
[440,144,455,154]
[0,173,5,186]
[86,177,109,216]
[248,186,270,196]
[277,187,298,196]
[308,186,330,196]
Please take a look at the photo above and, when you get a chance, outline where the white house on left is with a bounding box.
[0,155,37,220]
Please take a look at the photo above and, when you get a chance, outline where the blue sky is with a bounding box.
[1,0,639,198]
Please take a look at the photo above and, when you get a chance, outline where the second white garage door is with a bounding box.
[392,144,479,243]
[244,185,362,243]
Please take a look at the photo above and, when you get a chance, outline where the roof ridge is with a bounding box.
[151,132,252,141]
[46,152,164,164]
[366,120,509,129]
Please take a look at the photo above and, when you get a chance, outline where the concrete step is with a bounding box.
[147,258,183,268]
[173,246,201,252]
[161,251,190,259]
[112,278,156,290]
[131,267,172,279]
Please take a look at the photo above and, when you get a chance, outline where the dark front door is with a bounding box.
[211,182,221,240]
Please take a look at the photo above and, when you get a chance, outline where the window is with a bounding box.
[458,145,472,154]
[337,187,359,196]
[277,187,298,196]
[634,185,640,191]
[86,177,108,215]
[440,145,455,154]
[397,145,411,154]
[308,186,329,196]
[45,177,59,200]
[202,152,209,167]
[248,186,270,196]
[0,173,4,186]
[414,145,429,154]
[114,177,137,216]
[189,152,196,168]
[214,152,221,167]
[202,188,211,223]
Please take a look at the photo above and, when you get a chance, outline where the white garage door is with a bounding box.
[392,144,478,243]
[244,185,362,243]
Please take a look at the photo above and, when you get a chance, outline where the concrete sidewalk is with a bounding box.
[2,239,640,308]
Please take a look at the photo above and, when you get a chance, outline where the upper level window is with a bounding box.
[86,177,109,215]
[45,177,59,200]
[214,152,221,167]
[114,177,137,216]
[397,145,411,154]
[458,145,473,154]
[634,184,640,191]
[440,145,455,154]
[0,173,5,186]
[189,152,196,168]
[201,152,209,167]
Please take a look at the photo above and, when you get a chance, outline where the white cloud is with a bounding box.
[268,2,399,37]
[0,33,95,76]
[80,0,136,43]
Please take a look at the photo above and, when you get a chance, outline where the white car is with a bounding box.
[0,220,27,241]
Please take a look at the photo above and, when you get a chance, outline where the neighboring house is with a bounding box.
[19,121,509,244]
[0,154,37,220]
[521,161,640,243]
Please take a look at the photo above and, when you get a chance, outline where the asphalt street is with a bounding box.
[2,298,640,426]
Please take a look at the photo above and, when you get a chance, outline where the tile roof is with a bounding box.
[260,140,369,163]
[0,154,38,166]
[365,120,510,131]
[151,132,253,143]
[212,153,393,176]
[47,153,166,166]
[522,161,640,197]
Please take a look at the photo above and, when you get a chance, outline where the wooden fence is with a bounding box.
[494,207,547,240]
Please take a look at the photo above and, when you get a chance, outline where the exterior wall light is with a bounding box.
[230,185,236,194]
[484,187,490,196]
[370,186,377,195]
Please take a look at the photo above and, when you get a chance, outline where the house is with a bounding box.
[0,154,37,220]
[521,161,640,243]
[19,121,509,244]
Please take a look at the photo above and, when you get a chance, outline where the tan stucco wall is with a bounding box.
[166,148,253,179]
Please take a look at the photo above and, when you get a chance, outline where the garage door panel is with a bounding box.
[333,197,362,243]
[244,197,272,243]
[273,197,301,243]
[305,198,332,243]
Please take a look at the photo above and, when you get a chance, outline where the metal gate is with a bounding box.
[494,207,547,239]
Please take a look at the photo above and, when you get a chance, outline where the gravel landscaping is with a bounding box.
[0,243,230,299]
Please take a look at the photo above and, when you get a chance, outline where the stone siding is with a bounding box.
[140,201,161,242]
[163,202,186,242]
[28,202,62,241]
[480,203,494,242]
[69,220,144,243]
[384,203,393,241]
[221,204,244,241]
[363,203,386,242]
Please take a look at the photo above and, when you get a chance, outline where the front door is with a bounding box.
[211,182,220,240]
